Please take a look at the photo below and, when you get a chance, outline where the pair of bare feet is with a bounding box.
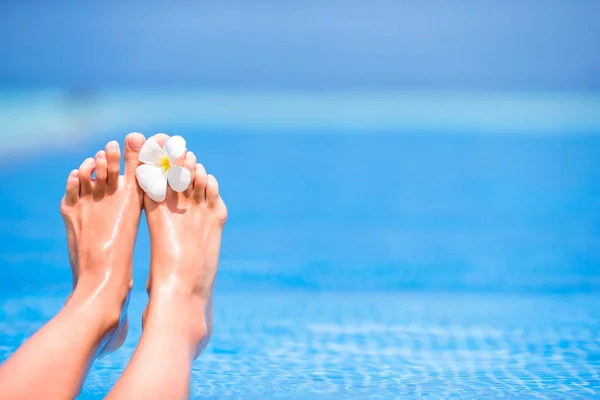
[0,132,225,399]
[25,133,220,399]
[61,131,227,355]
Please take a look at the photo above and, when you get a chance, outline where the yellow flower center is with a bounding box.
[159,155,171,172]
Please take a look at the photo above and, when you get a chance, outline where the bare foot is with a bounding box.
[142,133,228,357]
[59,133,146,355]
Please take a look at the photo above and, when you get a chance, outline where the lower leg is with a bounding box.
[0,280,128,399]
[107,289,208,400]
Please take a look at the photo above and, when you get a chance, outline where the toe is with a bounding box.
[205,175,227,223]
[64,169,80,206]
[94,150,108,197]
[205,174,220,208]
[183,151,197,197]
[106,140,121,191]
[193,164,208,203]
[124,132,146,179]
[152,133,170,147]
[78,158,96,197]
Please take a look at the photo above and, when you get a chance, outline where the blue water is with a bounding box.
[1,132,600,398]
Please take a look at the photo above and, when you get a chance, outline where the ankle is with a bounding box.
[68,278,131,331]
[142,291,209,349]
[74,273,132,301]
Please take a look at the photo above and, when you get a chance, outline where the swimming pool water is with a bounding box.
[1,133,599,398]
[0,291,599,398]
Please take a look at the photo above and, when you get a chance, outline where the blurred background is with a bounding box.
[1,1,600,397]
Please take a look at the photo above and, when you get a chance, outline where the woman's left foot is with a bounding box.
[59,133,146,355]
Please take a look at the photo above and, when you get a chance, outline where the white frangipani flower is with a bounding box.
[136,135,192,202]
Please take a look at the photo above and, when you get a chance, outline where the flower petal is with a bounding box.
[147,174,168,202]
[136,164,163,192]
[136,164,168,202]
[138,137,166,164]
[167,165,192,192]
[164,135,186,162]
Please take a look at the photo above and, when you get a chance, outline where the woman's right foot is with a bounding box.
[142,134,228,357]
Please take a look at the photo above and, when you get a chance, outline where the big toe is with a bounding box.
[152,133,170,147]
[124,132,146,179]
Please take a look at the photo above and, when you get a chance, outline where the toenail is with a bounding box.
[107,141,119,150]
